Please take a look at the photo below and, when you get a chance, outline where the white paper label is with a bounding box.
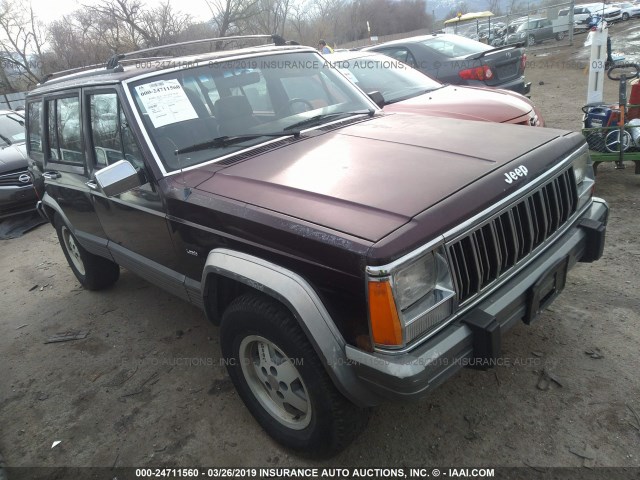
[135,79,198,128]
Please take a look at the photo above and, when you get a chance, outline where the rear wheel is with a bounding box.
[622,12,629,20]
[220,293,369,457]
[55,215,120,290]
[555,31,566,40]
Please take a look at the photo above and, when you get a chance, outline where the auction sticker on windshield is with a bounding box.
[135,79,198,128]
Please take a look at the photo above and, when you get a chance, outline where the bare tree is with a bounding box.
[204,0,259,38]
[0,0,47,91]
[486,0,502,14]
[246,0,291,36]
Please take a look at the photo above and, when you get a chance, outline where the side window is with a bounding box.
[379,48,418,69]
[47,96,84,165]
[89,92,143,169]
[27,100,43,159]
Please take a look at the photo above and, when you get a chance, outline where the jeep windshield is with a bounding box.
[128,51,377,171]
[332,54,443,104]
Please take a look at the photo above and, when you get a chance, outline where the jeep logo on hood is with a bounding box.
[504,166,528,184]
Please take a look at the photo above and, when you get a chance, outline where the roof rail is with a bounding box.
[39,34,285,85]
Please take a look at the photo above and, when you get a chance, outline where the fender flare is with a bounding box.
[201,248,378,407]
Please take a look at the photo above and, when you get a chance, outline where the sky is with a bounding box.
[29,0,214,24]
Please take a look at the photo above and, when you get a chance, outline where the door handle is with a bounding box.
[86,180,98,190]
[43,171,61,180]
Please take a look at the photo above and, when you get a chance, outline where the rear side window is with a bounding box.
[377,47,418,68]
[27,101,43,159]
[47,96,84,165]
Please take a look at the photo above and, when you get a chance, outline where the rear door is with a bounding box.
[40,91,109,253]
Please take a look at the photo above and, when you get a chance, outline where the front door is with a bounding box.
[83,89,180,272]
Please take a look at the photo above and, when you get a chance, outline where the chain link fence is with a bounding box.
[442,1,578,50]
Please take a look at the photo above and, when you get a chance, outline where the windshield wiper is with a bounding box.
[0,133,12,146]
[283,110,374,132]
[175,132,300,156]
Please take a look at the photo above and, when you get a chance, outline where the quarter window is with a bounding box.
[27,101,43,158]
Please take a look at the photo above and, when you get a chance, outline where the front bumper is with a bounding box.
[345,197,608,402]
[0,185,38,219]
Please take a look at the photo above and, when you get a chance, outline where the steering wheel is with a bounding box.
[607,63,640,81]
[278,98,314,116]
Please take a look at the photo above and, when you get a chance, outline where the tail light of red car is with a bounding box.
[458,65,494,81]
[520,53,527,72]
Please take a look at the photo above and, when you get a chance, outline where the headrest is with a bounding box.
[213,96,253,120]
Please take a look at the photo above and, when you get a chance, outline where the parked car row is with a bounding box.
[558,2,628,31]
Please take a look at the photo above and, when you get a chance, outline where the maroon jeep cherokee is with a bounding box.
[27,42,608,456]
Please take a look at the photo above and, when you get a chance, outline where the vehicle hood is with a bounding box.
[195,114,570,242]
[384,85,533,123]
[0,143,27,172]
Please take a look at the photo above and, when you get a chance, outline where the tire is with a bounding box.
[555,31,566,41]
[622,12,629,20]
[527,34,536,46]
[54,215,120,290]
[220,293,370,457]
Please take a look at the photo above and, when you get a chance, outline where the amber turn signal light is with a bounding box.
[368,280,403,347]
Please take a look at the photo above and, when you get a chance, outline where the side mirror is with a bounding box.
[367,91,385,108]
[94,160,142,197]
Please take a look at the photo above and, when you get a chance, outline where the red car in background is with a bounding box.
[331,51,544,127]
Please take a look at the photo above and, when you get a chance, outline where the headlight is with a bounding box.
[367,246,455,349]
[572,147,595,209]
[393,254,436,311]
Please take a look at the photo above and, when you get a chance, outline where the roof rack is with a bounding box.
[40,34,286,85]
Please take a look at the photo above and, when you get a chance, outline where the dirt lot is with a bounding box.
[1,23,640,475]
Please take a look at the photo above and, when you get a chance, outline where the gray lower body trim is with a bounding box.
[346,198,609,401]
[75,230,113,260]
[109,243,191,303]
[185,277,204,310]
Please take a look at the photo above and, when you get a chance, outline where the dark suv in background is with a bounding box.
[0,110,37,219]
[506,18,567,46]
[27,37,608,456]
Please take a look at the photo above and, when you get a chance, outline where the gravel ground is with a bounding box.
[1,22,639,477]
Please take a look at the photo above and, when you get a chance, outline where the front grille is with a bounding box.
[0,169,31,187]
[447,167,578,304]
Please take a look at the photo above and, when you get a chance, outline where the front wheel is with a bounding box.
[220,293,369,457]
[55,215,120,290]
[527,34,536,46]
[622,12,629,20]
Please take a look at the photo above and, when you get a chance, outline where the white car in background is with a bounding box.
[584,3,623,22]
[612,2,640,19]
